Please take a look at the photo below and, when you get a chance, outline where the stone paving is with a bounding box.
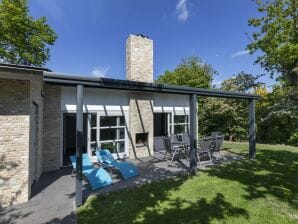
[0,150,243,224]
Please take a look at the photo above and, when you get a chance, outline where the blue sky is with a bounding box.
[29,0,275,87]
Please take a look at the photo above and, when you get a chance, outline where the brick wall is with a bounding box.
[128,94,154,158]
[126,35,153,83]
[0,79,30,207]
[29,76,44,186]
[126,35,154,158]
[42,84,61,172]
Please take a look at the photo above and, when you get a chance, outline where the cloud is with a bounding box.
[91,66,109,78]
[231,50,249,58]
[176,0,189,22]
[212,77,223,87]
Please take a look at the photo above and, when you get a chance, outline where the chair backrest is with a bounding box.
[96,149,116,165]
[215,135,224,151]
[211,132,222,138]
[154,136,166,151]
[69,153,93,170]
[163,137,172,152]
[180,134,190,145]
[199,137,213,152]
[170,134,179,144]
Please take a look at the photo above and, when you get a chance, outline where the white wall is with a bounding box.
[61,87,190,115]
[60,87,190,158]
[153,93,190,115]
[61,87,129,112]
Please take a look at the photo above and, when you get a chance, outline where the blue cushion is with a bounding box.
[96,149,139,180]
[69,154,113,190]
[83,168,113,190]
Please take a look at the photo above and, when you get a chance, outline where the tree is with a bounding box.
[247,0,298,86]
[156,56,216,89]
[0,0,57,66]
[201,72,261,141]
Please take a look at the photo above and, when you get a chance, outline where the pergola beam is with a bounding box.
[75,84,83,207]
[248,99,256,158]
[189,94,198,175]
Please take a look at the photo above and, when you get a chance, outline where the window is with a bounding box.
[89,114,126,155]
[170,115,189,134]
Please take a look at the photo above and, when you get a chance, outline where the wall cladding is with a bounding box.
[0,79,30,207]
[42,84,61,172]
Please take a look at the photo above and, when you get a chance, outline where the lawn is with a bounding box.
[78,142,298,224]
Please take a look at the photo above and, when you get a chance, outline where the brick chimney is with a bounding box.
[126,34,154,158]
[126,34,153,83]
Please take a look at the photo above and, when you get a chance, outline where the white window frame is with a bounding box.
[169,114,190,134]
[88,113,126,158]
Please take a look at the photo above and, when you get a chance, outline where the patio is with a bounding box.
[0,149,242,224]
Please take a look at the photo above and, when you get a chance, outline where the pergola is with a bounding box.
[44,72,260,206]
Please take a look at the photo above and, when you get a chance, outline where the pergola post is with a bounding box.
[76,84,84,207]
[248,99,256,158]
[189,94,198,175]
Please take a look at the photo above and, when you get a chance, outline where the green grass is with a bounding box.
[78,142,298,224]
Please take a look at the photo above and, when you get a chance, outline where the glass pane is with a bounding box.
[91,129,96,141]
[174,125,186,134]
[174,115,188,124]
[119,128,125,139]
[116,141,125,153]
[100,142,115,153]
[90,143,98,154]
[100,116,117,127]
[119,116,125,126]
[100,129,116,141]
[91,114,97,127]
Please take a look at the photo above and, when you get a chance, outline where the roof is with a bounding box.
[44,72,260,100]
[0,63,51,72]
[0,63,259,99]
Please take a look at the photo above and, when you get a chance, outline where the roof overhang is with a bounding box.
[44,71,260,100]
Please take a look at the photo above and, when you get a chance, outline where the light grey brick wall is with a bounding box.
[126,35,153,83]
[29,76,44,186]
[128,94,154,158]
[42,84,61,172]
[0,79,30,207]
[126,35,154,158]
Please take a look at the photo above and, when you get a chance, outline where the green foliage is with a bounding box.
[256,84,298,144]
[156,56,216,89]
[201,72,259,141]
[247,0,298,86]
[0,0,57,66]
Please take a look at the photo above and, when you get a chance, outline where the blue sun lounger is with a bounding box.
[69,153,112,190]
[96,150,139,180]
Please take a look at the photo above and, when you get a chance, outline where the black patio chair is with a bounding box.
[163,136,185,165]
[211,132,222,138]
[197,136,213,165]
[212,134,224,160]
[154,136,166,152]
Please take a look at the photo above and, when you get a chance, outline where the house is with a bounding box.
[0,34,258,207]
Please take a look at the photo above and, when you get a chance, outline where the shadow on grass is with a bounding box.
[78,175,249,224]
[138,193,248,224]
[205,147,298,209]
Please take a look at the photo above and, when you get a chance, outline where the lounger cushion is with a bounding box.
[69,154,112,190]
[96,149,139,179]
[83,168,113,190]
[112,162,139,180]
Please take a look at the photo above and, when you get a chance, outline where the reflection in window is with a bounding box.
[171,115,189,134]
